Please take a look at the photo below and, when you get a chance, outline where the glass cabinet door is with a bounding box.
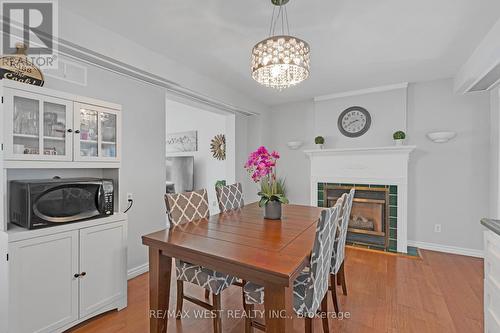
[78,109,99,158]
[75,103,120,162]
[13,96,40,156]
[7,89,73,161]
[100,112,117,158]
[43,101,69,158]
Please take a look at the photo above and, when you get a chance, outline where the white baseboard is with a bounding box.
[408,240,484,258]
[127,263,149,280]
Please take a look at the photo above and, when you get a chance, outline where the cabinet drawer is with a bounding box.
[485,280,500,333]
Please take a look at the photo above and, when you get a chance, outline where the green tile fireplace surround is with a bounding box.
[318,182,399,253]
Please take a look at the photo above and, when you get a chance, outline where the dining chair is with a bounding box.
[242,202,341,333]
[214,183,246,297]
[329,188,355,314]
[215,182,244,212]
[164,189,235,333]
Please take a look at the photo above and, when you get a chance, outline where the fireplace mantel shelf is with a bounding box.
[304,145,416,157]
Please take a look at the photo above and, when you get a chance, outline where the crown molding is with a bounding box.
[314,82,409,102]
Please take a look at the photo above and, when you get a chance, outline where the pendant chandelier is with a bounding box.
[251,0,310,90]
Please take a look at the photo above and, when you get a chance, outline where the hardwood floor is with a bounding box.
[67,248,484,333]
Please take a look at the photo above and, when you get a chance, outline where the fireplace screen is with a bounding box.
[325,185,389,250]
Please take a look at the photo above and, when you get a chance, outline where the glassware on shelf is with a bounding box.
[80,109,98,157]
[43,102,66,156]
[13,96,39,155]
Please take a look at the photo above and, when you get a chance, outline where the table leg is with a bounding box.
[264,285,293,333]
[149,247,172,333]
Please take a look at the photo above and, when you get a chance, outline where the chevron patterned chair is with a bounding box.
[164,189,235,333]
[242,202,341,333]
[215,182,244,212]
[329,188,355,314]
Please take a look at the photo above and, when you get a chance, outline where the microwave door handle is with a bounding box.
[97,186,104,212]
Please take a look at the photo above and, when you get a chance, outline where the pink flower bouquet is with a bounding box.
[244,146,288,208]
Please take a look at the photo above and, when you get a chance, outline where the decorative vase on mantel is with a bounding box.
[244,146,289,221]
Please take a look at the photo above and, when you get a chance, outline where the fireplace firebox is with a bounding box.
[324,185,390,250]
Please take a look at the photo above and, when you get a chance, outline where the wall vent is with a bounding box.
[45,60,87,86]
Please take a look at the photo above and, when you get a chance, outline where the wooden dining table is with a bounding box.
[141,202,324,333]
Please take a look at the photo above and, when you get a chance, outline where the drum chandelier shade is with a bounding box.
[251,0,310,90]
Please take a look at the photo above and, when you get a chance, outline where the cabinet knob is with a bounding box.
[74,130,81,134]
[81,272,86,277]
[74,273,80,278]
[67,129,73,133]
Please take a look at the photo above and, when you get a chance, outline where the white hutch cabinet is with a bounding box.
[0,80,127,333]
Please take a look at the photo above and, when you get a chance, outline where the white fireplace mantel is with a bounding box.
[305,145,416,253]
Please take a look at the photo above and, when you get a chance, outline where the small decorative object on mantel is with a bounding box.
[427,131,456,143]
[287,141,303,150]
[0,43,44,86]
[167,130,197,153]
[314,136,325,149]
[393,131,406,146]
[210,134,226,160]
[245,146,289,220]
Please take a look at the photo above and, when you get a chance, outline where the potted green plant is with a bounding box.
[393,131,406,146]
[245,146,289,219]
[315,136,325,149]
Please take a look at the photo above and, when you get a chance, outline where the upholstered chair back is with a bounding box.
[164,189,210,226]
[295,201,340,317]
[332,189,355,274]
[215,183,244,212]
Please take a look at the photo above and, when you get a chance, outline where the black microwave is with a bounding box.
[10,177,114,229]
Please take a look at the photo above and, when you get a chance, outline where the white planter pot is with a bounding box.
[394,139,404,146]
[316,144,324,150]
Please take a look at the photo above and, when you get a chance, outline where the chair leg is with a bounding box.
[212,293,222,333]
[330,274,339,314]
[244,303,254,333]
[176,280,184,319]
[205,289,210,299]
[304,316,313,333]
[321,294,329,333]
[340,262,348,296]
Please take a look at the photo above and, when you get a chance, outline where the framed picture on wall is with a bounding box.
[167,130,198,153]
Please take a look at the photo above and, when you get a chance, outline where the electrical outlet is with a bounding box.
[127,193,133,201]
[434,224,442,233]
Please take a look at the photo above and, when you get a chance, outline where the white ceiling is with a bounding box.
[61,0,500,106]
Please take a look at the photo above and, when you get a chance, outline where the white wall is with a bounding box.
[269,78,490,251]
[166,99,229,213]
[43,59,167,274]
[314,87,408,148]
[406,79,490,251]
[490,87,500,218]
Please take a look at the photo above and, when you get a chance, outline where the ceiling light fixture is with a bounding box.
[251,0,310,90]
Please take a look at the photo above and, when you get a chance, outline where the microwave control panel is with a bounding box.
[104,193,114,214]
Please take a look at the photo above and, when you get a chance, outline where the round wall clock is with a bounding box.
[337,106,371,137]
[210,134,226,160]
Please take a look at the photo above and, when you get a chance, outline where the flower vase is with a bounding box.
[264,201,282,220]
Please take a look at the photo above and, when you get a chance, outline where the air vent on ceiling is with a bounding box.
[468,61,500,92]
[44,60,87,86]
